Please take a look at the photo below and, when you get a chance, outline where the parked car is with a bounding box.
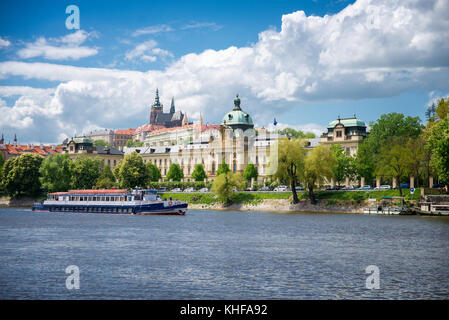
[244,187,256,191]
[274,185,289,192]
[342,185,356,190]
[295,186,304,191]
[394,183,410,189]
[198,187,209,193]
[158,187,168,192]
[325,186,339,191]
[358,185,372,190]
[171,188,182,192]
[379,185,391,190]
[184,187,195,192]
[259,186,271,192]
[432,183,445,188]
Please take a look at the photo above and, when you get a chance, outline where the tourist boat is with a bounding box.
[363,206,414,215]
[32,188,187,215]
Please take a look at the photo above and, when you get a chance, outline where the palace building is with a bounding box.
[320,115,368,156]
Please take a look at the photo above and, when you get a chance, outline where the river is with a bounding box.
[0,207,448,299]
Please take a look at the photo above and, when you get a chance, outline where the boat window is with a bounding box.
[106,197,109,201]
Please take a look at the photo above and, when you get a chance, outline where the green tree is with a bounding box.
[145,162,162,182]
[191,163,207,182]
[435,97,449,120]
[126,140,144,148]
[355,113,423,183]
[216,159,230,176]
[0,152,4,186]
[211,172,243,205]
[39,153,73,192]
[302,145,336,204]
[71,156,103,190]
[331,144,355,185]
[376,138,411,196]
[95,164,115,189]
[243,163,258,182]
[2,153,43,196]
[93,139,111,147]
[166,163,184,181]
[427,117,449,184]
[274,138,307,203]
[115,152,148,188]
[276,127,316,139]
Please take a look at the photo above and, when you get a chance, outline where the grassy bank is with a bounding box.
[161,189,420,206]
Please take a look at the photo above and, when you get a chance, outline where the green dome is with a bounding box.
[327,117,366,128]
[222,110,254,126]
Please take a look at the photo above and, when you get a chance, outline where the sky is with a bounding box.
[0,0,448,144]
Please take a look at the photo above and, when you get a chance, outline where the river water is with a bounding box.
[0,207,448,299]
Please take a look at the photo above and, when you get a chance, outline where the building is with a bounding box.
[0,134,65,161]
[320,115,368,156]
[126,95,277,184]
[82,129,115,146]
[149,89,190,128]
[114,128,136,148]
[66,137,124,169]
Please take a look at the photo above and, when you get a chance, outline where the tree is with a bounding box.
[126,140,144,148]
[2,153,43,196]
[0,152,4,186]
[166,163,184,181]
[276,127,316,139]
[274,138,307,203]
[302,145,336,204]
[93,139,111,147]
[191,164,207,182]
[115,151,149,188]
[427,117,449,185]
[376,138,412,196]
[145,162,161,182]
[331,144,355,186]
[425,103,437,122]
[355,113,423,183]
[39,153,73,192]
[216,159,230,176]
[211,172,243,205]
[71,156,103,190]
[95,164,115,189]
[435,97,449,120]
[243,163,258,182]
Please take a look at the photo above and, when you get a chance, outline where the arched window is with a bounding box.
[233,161,237,173]
[212,162,216,175]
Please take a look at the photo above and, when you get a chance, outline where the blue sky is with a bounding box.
[1,0,448,143]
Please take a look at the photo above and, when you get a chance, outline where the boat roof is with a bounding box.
[49,189,128,195]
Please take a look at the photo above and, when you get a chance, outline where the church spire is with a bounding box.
[170,97,175,114]
[152,88,163,109]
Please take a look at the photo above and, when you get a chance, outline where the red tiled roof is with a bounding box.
[115,128,136,135]
[68,189,128,194]
[3,144,65,157]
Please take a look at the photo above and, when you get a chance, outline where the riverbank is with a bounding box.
[189,198,364,213]
[162,190,420,213]
[0,196,43,207]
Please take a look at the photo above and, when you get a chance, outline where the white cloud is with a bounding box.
[0,37,11,47]
[132,25,173,37]
[1,0,449,143]
[125,40,173,62]
[181,22,222,31]
[17,30,98,60]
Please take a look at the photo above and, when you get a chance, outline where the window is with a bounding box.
[233,162,237,173]
[336,131,342,137]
